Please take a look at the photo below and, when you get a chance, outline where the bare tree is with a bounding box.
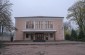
[0,0,13,34]
[64,21,71,31]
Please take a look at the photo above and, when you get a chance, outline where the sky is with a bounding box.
[10,0,76,23]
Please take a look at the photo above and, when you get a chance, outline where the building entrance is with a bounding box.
[34,33,45,42]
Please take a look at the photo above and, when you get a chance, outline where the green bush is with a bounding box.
[0,41,5,49]
[65,34,71,40]
[65,29,78,41]
[78,31,85,41]
[65,29,85,42]
[70,29,78,41]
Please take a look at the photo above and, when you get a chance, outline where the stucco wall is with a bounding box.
[15,17,64,41]
[0,36,11,41]
[53,19,64,40]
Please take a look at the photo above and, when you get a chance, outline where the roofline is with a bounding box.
[15,16,64,19]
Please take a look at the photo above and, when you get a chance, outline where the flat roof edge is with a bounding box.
[15,16,64,19]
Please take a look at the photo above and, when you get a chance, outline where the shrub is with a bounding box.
[0,41,4,48]
[70,29,78,41]
[65,34,71,40]
[78,30,85,41]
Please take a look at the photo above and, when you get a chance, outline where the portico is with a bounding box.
[22,30,56,41]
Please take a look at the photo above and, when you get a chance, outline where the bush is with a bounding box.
[78,31,85,41]
[0,41,5,49]
[70,29,78,41]
[65,34,71,40]
[0,41,3,48]
[65,29,78,41]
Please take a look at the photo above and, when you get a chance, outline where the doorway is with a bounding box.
[34,33,45,42]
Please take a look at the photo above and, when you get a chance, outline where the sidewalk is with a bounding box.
[3,41,85,45]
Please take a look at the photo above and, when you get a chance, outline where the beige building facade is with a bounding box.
[15,16,64,42]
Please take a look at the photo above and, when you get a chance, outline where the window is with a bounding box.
[49,21,53,29]
[26,34,29,38]
[45,21,53,29]
[26,21,34,29]
[41,21,43,29]
[35,21,39,29]
[45,21,48,29]
[35,21,53,29]
[39,21,40,29]
[35,21,43,29]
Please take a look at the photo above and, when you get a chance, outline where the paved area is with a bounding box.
[3,41,85,45]
[0,44,85,55]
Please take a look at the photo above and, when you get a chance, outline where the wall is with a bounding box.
[15,17,64,41]
[53,19,64,40]
[0,36,11,41]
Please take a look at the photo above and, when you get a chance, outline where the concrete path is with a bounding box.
[3,41,85,45]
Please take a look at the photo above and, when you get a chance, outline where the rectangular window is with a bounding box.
[26,34,29,38]
[35,21,53,29]
[45,21,48,29]
[39,21,40,29]
[49,21,53,29]
[35,21,43,29]
[35,21,39,29]
[41,21,43,29]
[45,21,53,29]
[26,21,34,29]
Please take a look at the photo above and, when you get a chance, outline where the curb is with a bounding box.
[3,43,85,45]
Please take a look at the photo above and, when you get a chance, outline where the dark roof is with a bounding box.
[15,16,64,19]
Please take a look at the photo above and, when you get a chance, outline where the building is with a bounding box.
[15,16,64,41]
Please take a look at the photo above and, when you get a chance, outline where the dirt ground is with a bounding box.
[0,44,85,55]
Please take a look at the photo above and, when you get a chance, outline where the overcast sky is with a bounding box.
[10,0,76,23]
